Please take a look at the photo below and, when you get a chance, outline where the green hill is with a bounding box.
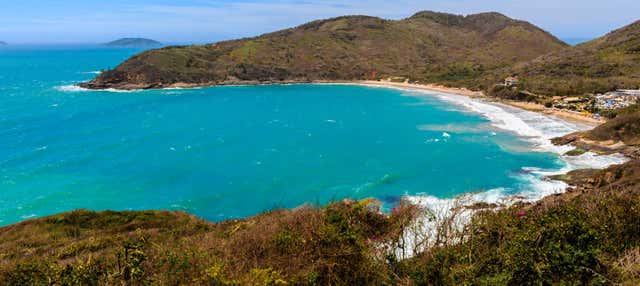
[81,11,566,90]
[104,38,162,47]
[510,20,640,96]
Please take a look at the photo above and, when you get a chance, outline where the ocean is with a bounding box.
[0,45,627,225]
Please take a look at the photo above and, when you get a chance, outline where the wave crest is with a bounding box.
[384,86,629,205]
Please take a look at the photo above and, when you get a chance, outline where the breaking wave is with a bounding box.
[81,71,102,75]
[55,84,141,93]
[375,87,630,258]
[374,85,629,208]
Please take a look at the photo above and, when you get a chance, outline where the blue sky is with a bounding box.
[1,0,639,44]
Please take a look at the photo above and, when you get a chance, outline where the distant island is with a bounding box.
[104,38,161,47]
[0,41,6,45]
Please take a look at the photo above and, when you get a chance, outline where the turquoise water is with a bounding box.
[0,46,565,225]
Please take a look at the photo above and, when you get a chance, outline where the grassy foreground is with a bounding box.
[1,160,639,285]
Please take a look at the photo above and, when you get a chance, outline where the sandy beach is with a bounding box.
[500,101,603,125]
[358,80,485,98]
[355,80,603,125]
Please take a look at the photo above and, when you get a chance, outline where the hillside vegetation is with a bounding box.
[511,20,640,96]
[2,161,640,285]
[81,11,566,90]
[0,201,418,285]
[586,105,640,145]
[82,13,640,101]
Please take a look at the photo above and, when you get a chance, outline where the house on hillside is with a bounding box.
[563,97,585,104]
[504,76,519,87]
[387,76,408,83]
[594,89,640,109]
[617,89,640,97]
[595,89,640,109]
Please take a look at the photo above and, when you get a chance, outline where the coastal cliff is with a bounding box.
[552,105,640,159]
[80,11,566,90]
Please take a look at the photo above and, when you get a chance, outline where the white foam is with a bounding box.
[419,123,486,133]
[360,83,630,182]
[55,84,141,93]
[360,85,632,258]
[55,85,89,92]
[562,152,629,170]
[56,84,204,93]
[396,87,630,185]
[427,92,584,149]
[392,194,475,258]
[81,71,102,75]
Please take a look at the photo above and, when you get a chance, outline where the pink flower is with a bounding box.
[516,211,527,217]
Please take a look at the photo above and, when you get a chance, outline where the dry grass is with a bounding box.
[2,160,640,285]
[616,247,640,284]
[0,200,419,285]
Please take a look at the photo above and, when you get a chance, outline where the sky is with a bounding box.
[1,0,639,44]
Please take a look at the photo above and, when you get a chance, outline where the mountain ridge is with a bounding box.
[80,11,567,90]
[508,19,640,96]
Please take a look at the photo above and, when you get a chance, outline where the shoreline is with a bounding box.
[356,80,485,98]
[350,79,630,195]
[75,79,604,125]
[352,80,603,125]
[346,80,631,255]
[46,79,631,230]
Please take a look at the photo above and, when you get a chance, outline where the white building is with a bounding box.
[504,76,519,87]
[595,89,640,109]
